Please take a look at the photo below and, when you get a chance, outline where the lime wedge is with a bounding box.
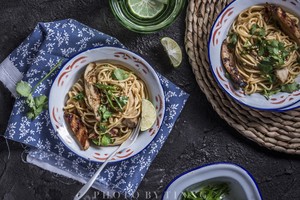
[140,99,156,131]
[127,0,164,19]
[161,37,182,68]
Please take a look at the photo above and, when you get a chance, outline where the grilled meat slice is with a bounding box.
[64,112,90,150]
[221,40,247,88]
[84,63,101,121]
[275,67,289,83]
[265,4,300,46]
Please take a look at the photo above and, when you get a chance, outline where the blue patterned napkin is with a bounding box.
[0,19,189,196]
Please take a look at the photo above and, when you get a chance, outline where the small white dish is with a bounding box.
[49,47,165,163]
[162,163,262,200]
[208,0,300,111]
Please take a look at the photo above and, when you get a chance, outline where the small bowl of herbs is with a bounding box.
[162,163,262,200]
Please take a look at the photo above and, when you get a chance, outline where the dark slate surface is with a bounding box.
[1,1,300,200]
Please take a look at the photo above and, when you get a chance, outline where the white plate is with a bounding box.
[162,163,262,200]
[208,0,300,111]
[49,47,165,163]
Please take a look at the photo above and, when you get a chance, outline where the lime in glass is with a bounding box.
[109,0,186,33]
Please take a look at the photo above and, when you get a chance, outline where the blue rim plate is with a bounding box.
[162,162,263,200]
[49,46,165,163]
[208,0,300,111]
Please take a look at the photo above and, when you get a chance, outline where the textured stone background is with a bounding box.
[1,1,300,200]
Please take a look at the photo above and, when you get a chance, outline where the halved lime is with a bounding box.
[127,0,165,19]
[140,99,157,131]
[161,37,182,68]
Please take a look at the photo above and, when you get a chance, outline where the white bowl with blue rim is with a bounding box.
[49,46,165,163]
[162,162,262,200]
[208,0,300,111]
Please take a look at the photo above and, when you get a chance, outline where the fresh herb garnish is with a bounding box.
[16,81,48,119]
[112,68,129,80]
[73,92,84,101]
[95,83,117,91]
[258,59,273,74]
[228,32,238,49]
[15,59,63,119]
[16,81,31,97]
[98,105,112,122]
[250,24,265,37]
[281,82,300,93]
[92,134,114,146]
[243,26,291,77]
[101,134,113,146]
[98,124,107,133]
[115,96,128,108]
[263,89,281,100]
[181,182,230,200]
[105,90,119,112]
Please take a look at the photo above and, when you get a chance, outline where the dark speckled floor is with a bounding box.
[1,1,300,200]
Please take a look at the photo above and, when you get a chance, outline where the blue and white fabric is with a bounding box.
[0,19,189,196]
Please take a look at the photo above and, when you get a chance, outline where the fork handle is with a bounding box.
[73,147,120,200]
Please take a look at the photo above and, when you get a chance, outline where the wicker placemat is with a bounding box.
[185,0,300,154]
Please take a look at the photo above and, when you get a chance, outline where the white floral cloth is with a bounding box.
[0,19,189,196]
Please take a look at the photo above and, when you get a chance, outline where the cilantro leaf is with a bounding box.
[228,32,238,49]
[114,96,128,110]
[281,82,300,93]
[92,133,114,146]
[16,81,32,97]
[34,95,47,107]
[34,104,44,117]
[98,105,112,122]
[182,183,230,200]
[101,134,113,146]
[92,138,101,146]
[27,112,35,119]
[250,24,258,35]
[118,96,128,107]
[73,92,84,101]
[250,24,265,37]
[98,124,107,133]
[258,59,273,74]
[26,94,35,109]
[15,59,64,120]
[263,89,280,100]
[112,68,129,80]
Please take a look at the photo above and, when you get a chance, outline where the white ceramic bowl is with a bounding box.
[162,163,262,200]
[49,47,165,163]
[208,0,300,111]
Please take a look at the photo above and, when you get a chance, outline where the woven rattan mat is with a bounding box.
[185,0,300,154]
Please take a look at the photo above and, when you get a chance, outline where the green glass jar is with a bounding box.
[109,0,186,34]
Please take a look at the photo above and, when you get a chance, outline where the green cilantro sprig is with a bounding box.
[15,59,63,119]
[181,182,230,200]
[92,133,114,146]
[112,68,129,80]
[73,92,85,101]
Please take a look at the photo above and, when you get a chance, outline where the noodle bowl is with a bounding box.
[49,46,165,162]
[223,4,300,97]
[64,62,148,148]
[208,0,300,111]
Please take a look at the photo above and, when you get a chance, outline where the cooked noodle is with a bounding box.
[226,5,300,95]
[64,62,147,146]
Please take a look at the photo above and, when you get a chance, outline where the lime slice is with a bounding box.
[127,0,164,19]
[152,0,169,4]
[161,37,182,68]
[140,99,157,131]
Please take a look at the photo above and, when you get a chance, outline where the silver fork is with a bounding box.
[74,119,141,200]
